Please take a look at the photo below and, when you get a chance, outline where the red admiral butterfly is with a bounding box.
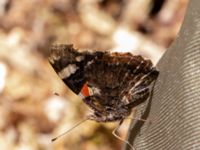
[49,44,159,149]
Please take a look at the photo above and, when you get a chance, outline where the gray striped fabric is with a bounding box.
[125,0,200,150]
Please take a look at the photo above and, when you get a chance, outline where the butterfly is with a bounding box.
[49,44,159,149]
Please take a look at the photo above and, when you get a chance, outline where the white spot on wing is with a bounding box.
[87,60,94,66]
[75,56,84,62]
[49,54,61,64]
[58,64,78,79]
[108,113,114,119]
[89,86,101,95]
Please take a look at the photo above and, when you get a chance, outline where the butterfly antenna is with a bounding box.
[112,120,135,150]
[51,118,89,142]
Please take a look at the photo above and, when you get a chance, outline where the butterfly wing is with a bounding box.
[49,44,155,103]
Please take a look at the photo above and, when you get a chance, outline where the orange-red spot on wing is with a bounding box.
[81,83,90,97]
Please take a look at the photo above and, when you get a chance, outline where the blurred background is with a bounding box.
[0,0,188,150]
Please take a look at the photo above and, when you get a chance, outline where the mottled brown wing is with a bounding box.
[49,44,154,105]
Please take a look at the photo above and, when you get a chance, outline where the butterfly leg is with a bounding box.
[112,119,136,150]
